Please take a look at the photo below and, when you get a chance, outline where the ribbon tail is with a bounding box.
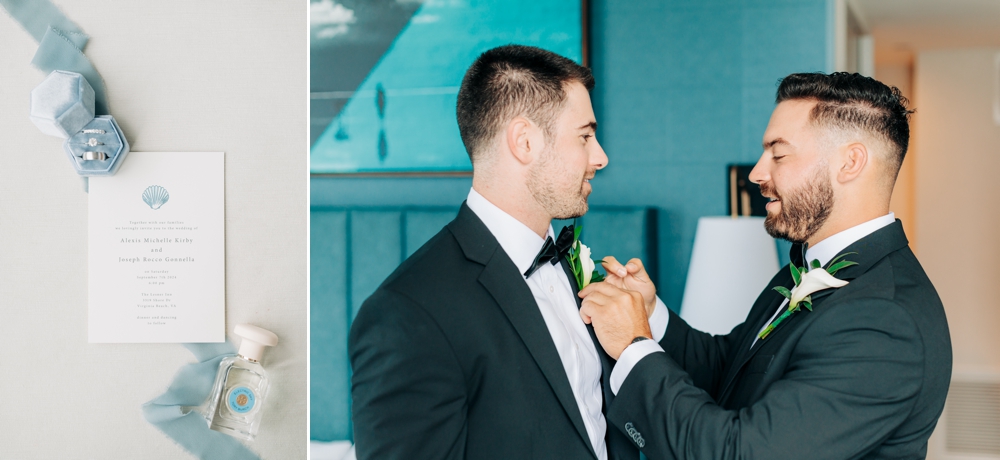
[140,406,260,460]
[0,0,87,46]
[32,26,109,114]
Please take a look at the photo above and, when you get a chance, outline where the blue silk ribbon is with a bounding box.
[0,0,109,114]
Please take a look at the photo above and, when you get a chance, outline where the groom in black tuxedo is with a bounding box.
[581,72,952,459]
[349,45,670,459]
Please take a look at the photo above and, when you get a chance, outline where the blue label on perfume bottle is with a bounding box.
[228,386,256,413]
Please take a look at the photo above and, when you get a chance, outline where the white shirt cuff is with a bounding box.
[649,296,669,342]
[610,339,664,395]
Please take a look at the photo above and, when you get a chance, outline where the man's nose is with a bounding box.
[748,152,769,184]
[592,139,608,170]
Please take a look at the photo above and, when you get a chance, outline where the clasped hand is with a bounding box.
[578,257,655,360]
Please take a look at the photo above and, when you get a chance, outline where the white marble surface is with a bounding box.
[0,1,307,458]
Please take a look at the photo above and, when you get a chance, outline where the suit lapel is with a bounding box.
[720,281,841,404]
[450,204,597,459]
[718,243,823,402]
[716,273,791,402]
[560,258,616,407]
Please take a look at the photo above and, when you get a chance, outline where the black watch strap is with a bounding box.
[630,336,651,345]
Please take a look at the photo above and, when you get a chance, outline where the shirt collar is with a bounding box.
[466,188,554,277]
[805,212,896,267]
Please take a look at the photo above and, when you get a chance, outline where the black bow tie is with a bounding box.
[523,225,575,278]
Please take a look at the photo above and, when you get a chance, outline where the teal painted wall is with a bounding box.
[584,0,831,307]
[312,0,830,309]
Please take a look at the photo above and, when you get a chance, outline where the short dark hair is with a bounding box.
[776,72,914,175]
[457,45,594,163]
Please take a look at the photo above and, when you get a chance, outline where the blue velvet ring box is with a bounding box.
[29,70,96,138]
[62,116,130,176]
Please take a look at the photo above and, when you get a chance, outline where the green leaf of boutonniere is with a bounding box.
[790,263,802,286]
[773,286,793,299]
[826,252,858,275]
[811,259,822,269]
[827,252,856,266]
[826,259,858,276]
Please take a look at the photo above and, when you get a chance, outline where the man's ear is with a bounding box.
[506,117,536,166]
[837,142,869,184]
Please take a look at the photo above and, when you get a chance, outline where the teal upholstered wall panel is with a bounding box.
[349,212,403,319]
[310,211,350,441]
[404,209,459,258]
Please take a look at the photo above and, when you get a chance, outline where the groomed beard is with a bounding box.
[761,165,834,243]
[526,146,592,220]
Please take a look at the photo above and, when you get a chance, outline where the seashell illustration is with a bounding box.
[142,185,169,210]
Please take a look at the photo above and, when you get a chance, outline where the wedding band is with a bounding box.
[81,129,105,134]
[83,151,108,161]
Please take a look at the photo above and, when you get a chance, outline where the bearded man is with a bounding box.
[579,72,952,459]
[349,45,667,460]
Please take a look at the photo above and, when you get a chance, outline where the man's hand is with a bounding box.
[579,282,653,360]
[601,256,657,318]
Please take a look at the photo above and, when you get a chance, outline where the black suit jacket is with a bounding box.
[608,220,952,459]
[349,203,639,460]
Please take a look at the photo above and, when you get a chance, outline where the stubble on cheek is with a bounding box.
[761,167,834,243]
[527,153,593,220]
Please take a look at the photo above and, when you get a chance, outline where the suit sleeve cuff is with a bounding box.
[610,339,664,395]
[649,296,669,342]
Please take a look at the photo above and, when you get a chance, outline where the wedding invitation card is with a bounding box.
[88,152,225,343]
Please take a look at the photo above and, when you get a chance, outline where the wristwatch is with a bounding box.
[630,336,651,345]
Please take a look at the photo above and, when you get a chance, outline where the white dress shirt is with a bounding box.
[610,213,896,395]
[466,188,669,460]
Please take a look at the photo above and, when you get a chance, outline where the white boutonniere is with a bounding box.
[758,251,857,340]
[566,223,605,290]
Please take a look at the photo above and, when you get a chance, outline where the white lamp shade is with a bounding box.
[679,217,780,335]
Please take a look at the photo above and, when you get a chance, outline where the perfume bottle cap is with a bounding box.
[234,324,279,362]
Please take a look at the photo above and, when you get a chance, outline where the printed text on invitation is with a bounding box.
[89,152,225,343]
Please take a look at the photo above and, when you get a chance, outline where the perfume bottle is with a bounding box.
[203,324,279,440]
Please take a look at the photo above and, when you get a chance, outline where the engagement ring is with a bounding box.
[77,138,104,147]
